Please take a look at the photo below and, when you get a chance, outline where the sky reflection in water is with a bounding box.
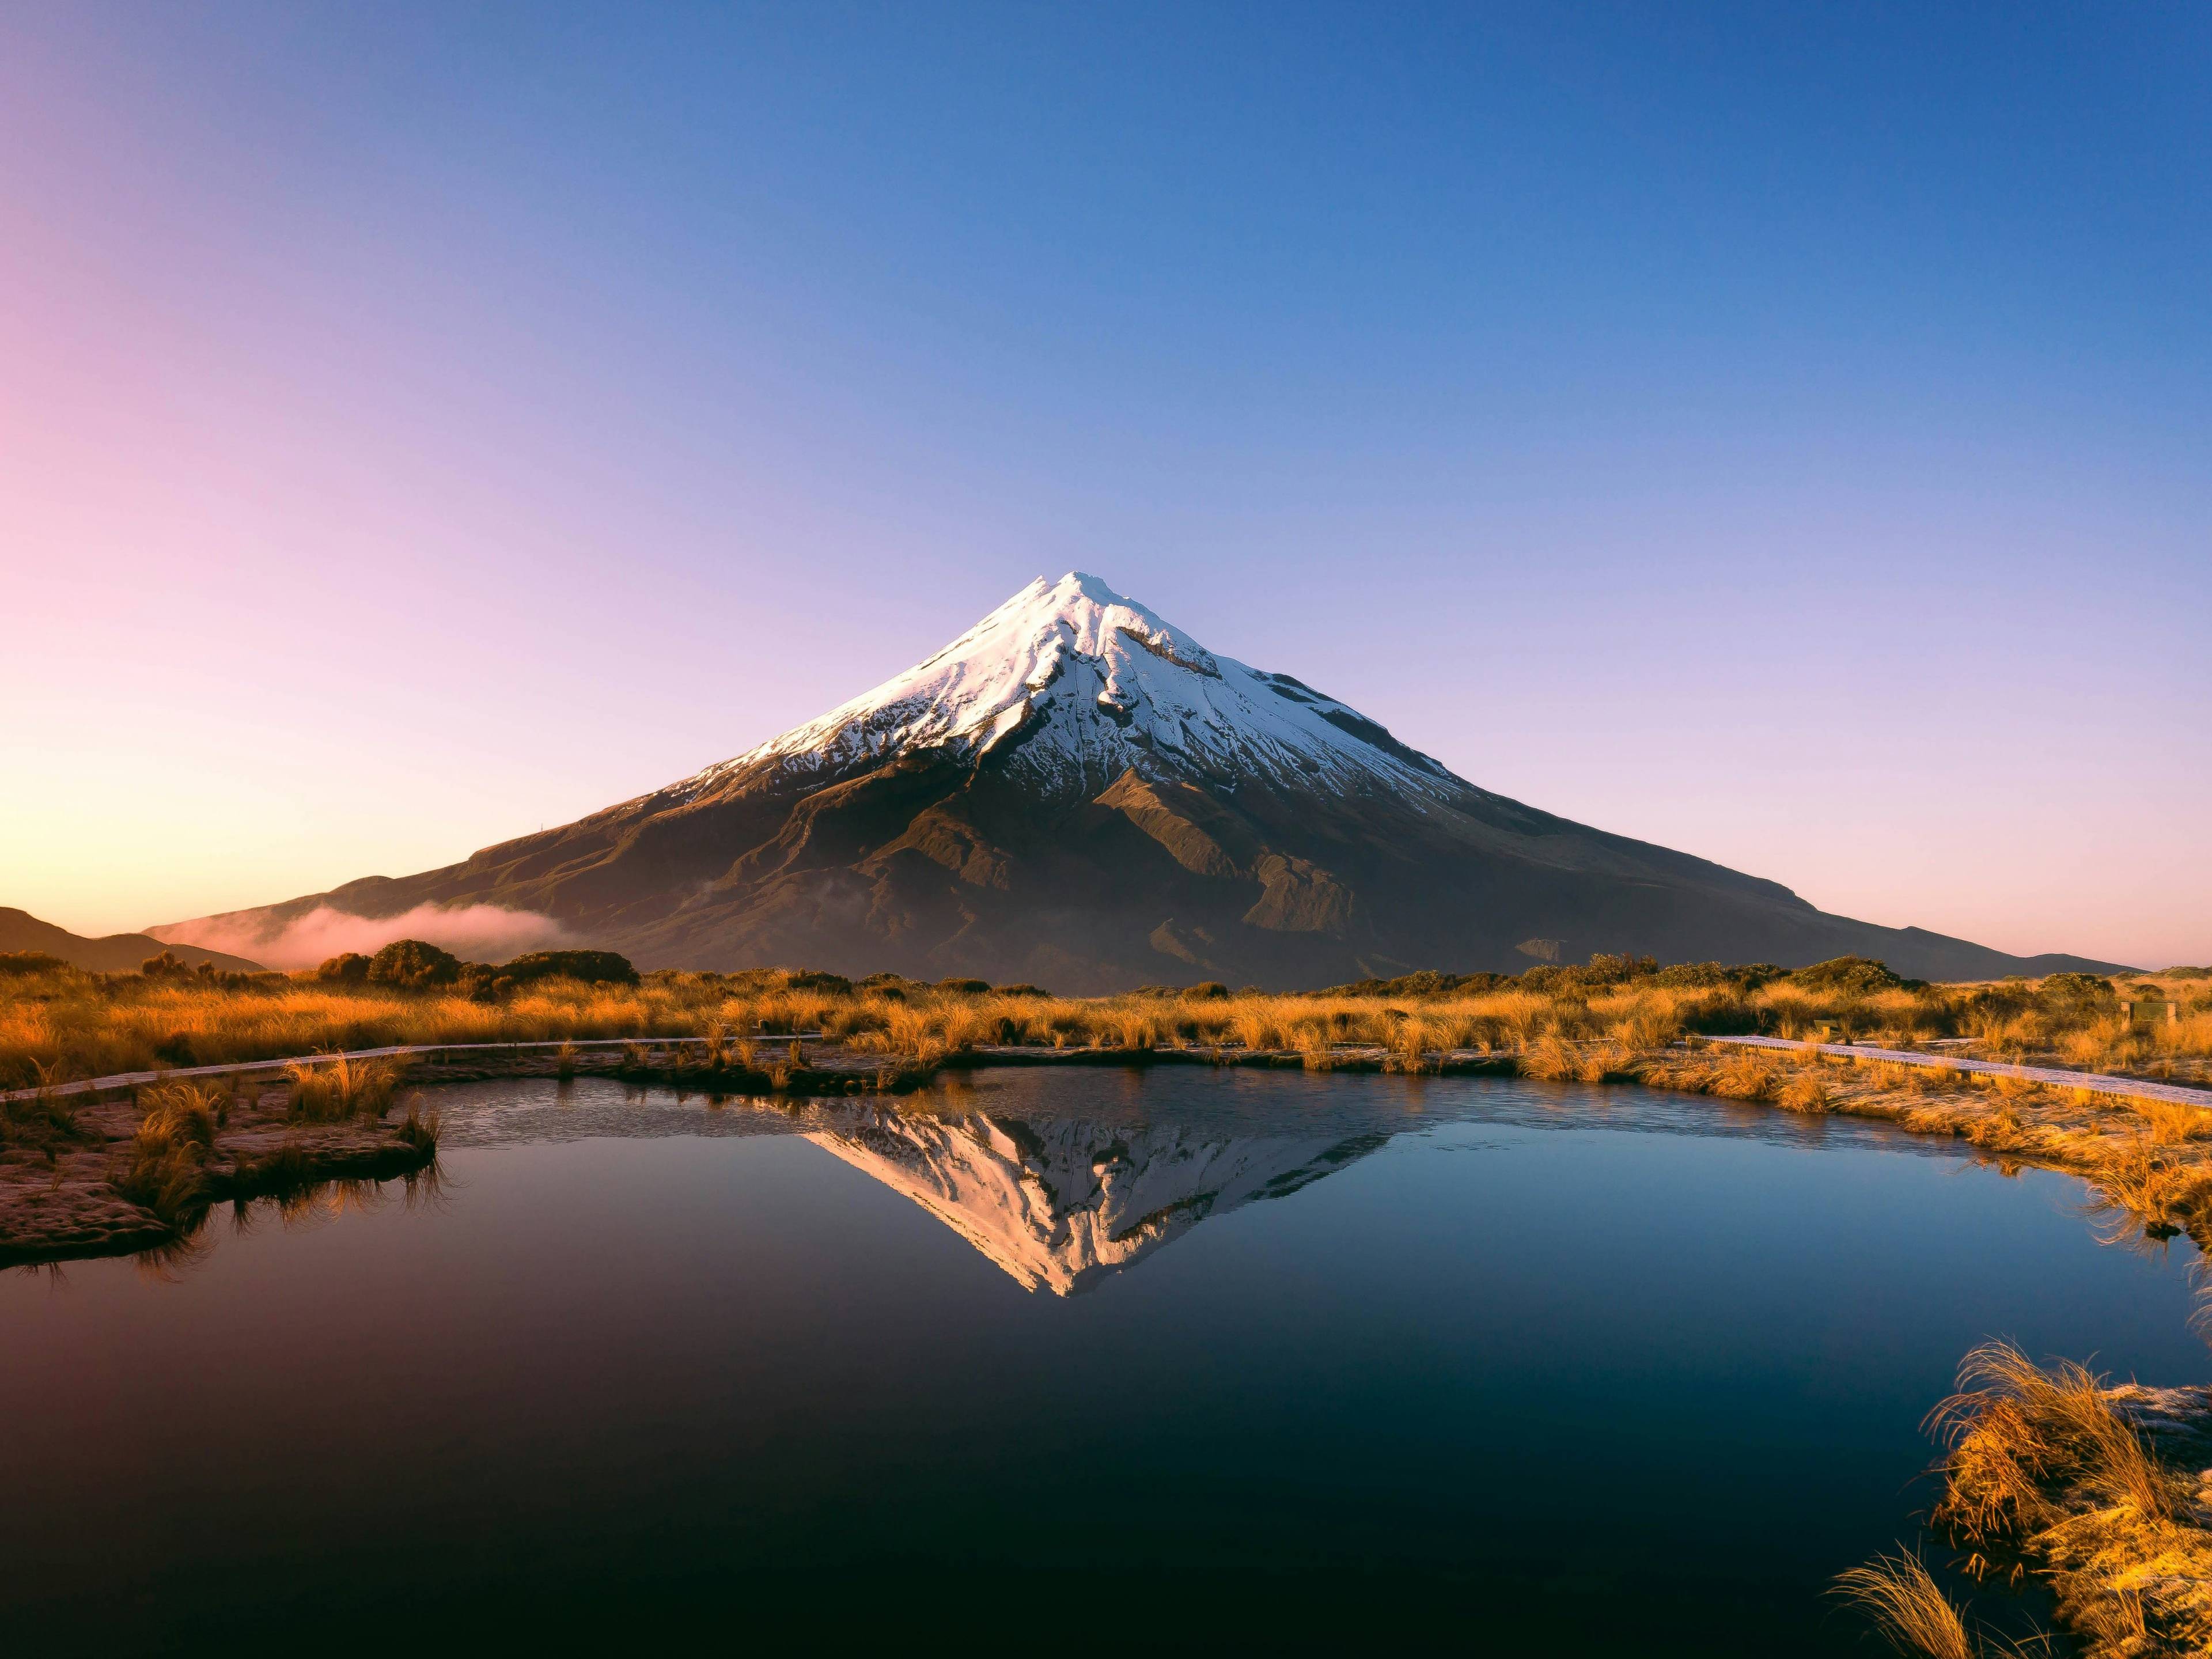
[2,1068,2202,1654]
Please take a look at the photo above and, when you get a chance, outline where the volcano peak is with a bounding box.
[150,575,2131,989]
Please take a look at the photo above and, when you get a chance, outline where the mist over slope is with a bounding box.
[153,574,2132,989]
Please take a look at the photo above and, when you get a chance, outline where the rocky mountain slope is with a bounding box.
[152,573,2130,987]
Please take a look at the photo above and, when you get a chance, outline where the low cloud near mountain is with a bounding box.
[154,902,567,970]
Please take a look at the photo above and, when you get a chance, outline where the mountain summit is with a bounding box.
[154,573,2127,986]
[685,571,1453,807]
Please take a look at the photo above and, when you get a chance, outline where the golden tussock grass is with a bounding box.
[286,1055,406,1122]
[114,1080,234,1226]
[7,959,2205,1092]
[1924,1340,2212,1659]
[1830,1548,1979,1659]
[1778,1071,1830,1112]
[1709,1050,1783,1102]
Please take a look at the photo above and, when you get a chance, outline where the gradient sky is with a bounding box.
[3,3,2207,967]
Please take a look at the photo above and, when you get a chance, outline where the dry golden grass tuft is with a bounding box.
[113,1080,234,1226]
[286,1055,405,1122]
[1925,1340,2212,1658]
[1709,1050,1782,1102]
[1778,1071,1831,1112]
[1831,1548,1977,1659]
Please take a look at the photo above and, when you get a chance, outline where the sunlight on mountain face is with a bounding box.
[805,1109,1385,1294]
[144,569,2128,988]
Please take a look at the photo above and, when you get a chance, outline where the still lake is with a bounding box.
[3,1067,2203,1653]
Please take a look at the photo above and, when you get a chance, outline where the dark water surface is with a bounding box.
[4,1068,2204,1654]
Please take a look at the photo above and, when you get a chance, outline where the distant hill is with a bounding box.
[151,574,2139,989]
[0,908,264,974]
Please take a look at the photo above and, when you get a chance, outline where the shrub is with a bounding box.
[499,949,639,987]
[1790,957,1907,995]
[2037,972,2117,1019]
[366,939,461,989]
[0,951,70,976]
[312,952,372,984]
[1651,961,1783,991]
[1553,953,1658,993]
[457,962,504,1002]
[1650,960,1731,988]
[1315,970,1509,998]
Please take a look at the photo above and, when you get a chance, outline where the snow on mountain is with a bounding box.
[146,570,2138,987]
[682,571,1456,802]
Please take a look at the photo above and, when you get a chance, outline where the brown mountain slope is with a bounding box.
[1,908,264,974]
[150,574,2133,987]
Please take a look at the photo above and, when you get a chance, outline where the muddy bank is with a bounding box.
[0,1080,437,1266]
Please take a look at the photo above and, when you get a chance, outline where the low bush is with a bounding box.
[366,940,461,989]
[0,951,71,976]
[1791,956,1911,995]
[499,949,640,987]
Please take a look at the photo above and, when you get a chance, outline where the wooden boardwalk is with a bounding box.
[7,1032,2207,1112]
[1697,1034,2212,1109]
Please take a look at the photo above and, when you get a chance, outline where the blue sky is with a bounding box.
[3,3,2207,964]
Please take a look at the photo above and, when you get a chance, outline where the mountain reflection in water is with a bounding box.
[806,1110,1387,1294]
[10,1068,2208,1658]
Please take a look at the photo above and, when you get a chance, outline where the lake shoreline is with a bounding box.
[0,1077,437,1267]
[9,1054,2210,1656]
[10,1033,2207,1265]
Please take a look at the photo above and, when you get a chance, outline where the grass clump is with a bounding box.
[286,1055,404,1122]
[1927,1340,2212,1657]
[393,1101,441,1154]
[1,1062,86,1162]
[113,1080,233,1226]
[1778,1071,1831,1112]
[1831,1546,2056,1658]
[1831,1548,1979,1659]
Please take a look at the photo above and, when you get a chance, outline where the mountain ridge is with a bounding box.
[2,908,264,975]
[150,573,2134,985]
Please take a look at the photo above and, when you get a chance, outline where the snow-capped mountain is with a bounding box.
[153,573,2130,985]
[682,571,1453,805]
